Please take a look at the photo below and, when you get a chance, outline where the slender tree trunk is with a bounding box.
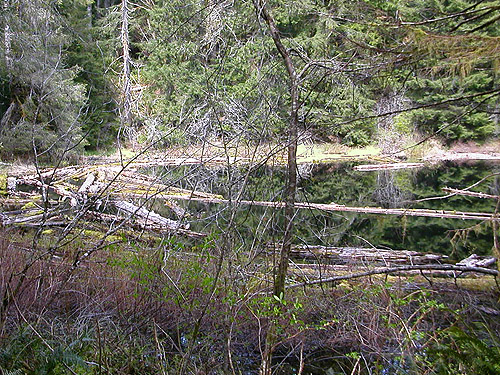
[121,0,132,132]
[493,199,500,273]
[1,0,13,132]
[252,0,298,310]
[494,93,499,137]
[252,1,299,374]
[276,81,298,297]
[3,0,12,75]
[87,3,93,29]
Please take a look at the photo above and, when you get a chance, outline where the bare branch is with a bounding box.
[331,88,500,129]
[287,264,499,290]
[442,187,500,200]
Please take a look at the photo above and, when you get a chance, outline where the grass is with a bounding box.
[296,143,382,164]
[1,226,498,373]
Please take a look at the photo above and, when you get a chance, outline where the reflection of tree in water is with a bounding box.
[297,163,314,183]
[373,170,413,208]
[491,168,500,196]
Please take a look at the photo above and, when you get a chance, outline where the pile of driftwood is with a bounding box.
[0,164,220,238]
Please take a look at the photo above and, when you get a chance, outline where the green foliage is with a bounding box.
[133,0,409,145]
[398,0,500,143]
[0,0,497,156]
[428,324,500,375]
[64,14,119,149]
[0,327,90,375]
[407,71,497,142]
[0,0,88,160]
[393,113,413,134]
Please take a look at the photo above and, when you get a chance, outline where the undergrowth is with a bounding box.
[0,228,498,374]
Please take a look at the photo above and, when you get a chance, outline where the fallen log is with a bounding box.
[17,221,68,228]
[164,200,187,218]
[456,254,497,268]
[1,209,68,225]
[266,244,447,264]
[353,163,425,171]
[165,196,500,221]
[15,177,79,205]
[286,264,499,290]
[126,156,250,168]
[0,198,59,212]
[290,263,352,272]
[85,210,206,238]
[132,222,206,238]
[112,200,187,230]
[424,152,500,162]
[78,173,96,194]
[288,263,498,282]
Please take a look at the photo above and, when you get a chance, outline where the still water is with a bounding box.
[149,160,500,374]
[158,160,499,261]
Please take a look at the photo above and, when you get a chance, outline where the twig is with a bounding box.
[442,187,500,200]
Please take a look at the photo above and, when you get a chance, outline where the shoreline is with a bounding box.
[1,139,499,171]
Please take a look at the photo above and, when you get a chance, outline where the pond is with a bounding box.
[150,160,499,375]
[154,160,500,261]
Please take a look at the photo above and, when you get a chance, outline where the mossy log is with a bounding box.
[0,165,214,239]
[287,264,499,290]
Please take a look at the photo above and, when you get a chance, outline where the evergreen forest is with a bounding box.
[0,0,499,374]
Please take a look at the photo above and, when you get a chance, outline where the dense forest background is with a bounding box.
[0,1,499,375]
[0,0,498,159]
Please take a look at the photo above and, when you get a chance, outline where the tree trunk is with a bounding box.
[494,95,499,137]
[252,0,298,304]
[3,0,12,75]
[493,199,500,273]
[252,1,299,374]
[121,0,132,135]
[87,3,93,29]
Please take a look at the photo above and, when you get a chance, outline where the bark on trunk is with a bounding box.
[3,0,12,74]
[0,101,16,133]
[493,199,500,272]
[252,2,299,374]
[120,0,133,150]
[121,0,132,132]
[87,3,93,29]
[252,0,298,301]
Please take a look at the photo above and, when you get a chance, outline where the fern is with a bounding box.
[429,325,500,375]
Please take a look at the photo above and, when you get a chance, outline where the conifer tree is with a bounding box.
[0,0,86,160]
